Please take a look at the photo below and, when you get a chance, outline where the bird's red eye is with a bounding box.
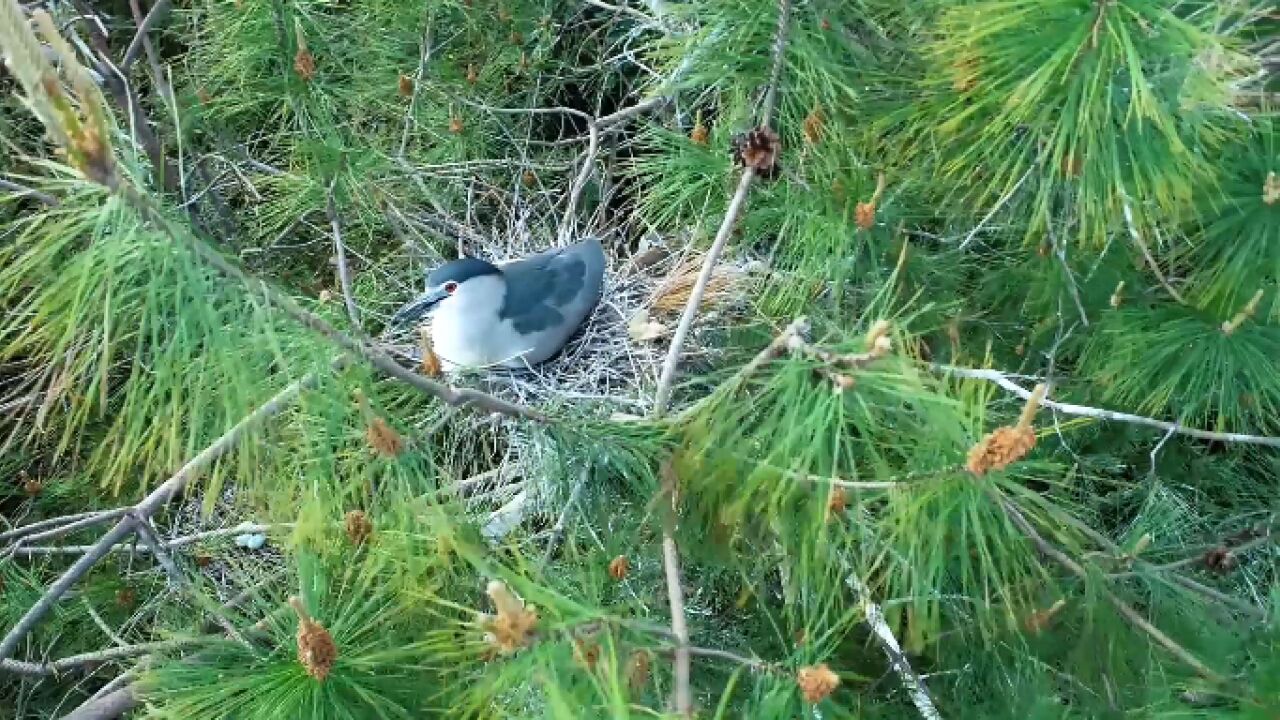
[444,281,458,294]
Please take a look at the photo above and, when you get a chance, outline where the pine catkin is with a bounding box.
[290,596,338,681]
[966,383,1045,476]
[478,580,538,654]
[796,663,840,703]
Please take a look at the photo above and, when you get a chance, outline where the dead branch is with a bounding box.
[846,573,943,720]
[934,364,1280,449]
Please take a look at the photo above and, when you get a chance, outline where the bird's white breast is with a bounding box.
[429,275,533,370]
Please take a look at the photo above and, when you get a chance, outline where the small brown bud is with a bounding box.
[825,486,847,521]
[820,18,831,30]
[116,587,136,609]
[294,49,316,81]
[345,510,373,546]
[466,63,479,84]
[855,173,887,230]
[522,170,537,187]
[1023,598,1066,634]
[690,119,709,145]
[449,114,464,134]
[572,638,600,670]
[398,73,414,97]
[626,650,651,691]
[20,473,42,496]
[731,126,781,179]
[608,555,629,580]
[803,105,825,144]
[195,553,213,568]
[966,385,1045,477]
[855,202,876,230]
[418,327,443,378]
[479,580,538,654]
[797,663,840,703]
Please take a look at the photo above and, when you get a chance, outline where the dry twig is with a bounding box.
[934,364,1280,449]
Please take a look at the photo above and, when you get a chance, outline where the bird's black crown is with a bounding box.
[426,257,501,288]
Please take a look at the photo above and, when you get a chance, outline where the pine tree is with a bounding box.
[1,0,1277,718]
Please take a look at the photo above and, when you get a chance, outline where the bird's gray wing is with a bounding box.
[499,239,604,335]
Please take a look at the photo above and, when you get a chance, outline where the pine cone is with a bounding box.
[731,126,781,180]
[1202,546,1236,574]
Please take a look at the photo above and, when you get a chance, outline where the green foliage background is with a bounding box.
[0,0,1277,718]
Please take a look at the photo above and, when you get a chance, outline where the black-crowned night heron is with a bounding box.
[388,238,606,371]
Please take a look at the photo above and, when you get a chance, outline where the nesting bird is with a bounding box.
[389,238,606,371]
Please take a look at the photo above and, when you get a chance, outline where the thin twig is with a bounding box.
[0,372,322,664]
[397,15,433,158]
[326,179,362,330]
[990,488,1230,685]
[1121,194,1186,305]
[61,685,138,720]
[0,177,58,205]
[559,118,600,243]
[649,4,790,714]
[958,167,1033,250]
[934,364,1280,449]
[662,528,692,715]
[652,170,756,414]
[0,638,197,676]
[846,573,943,720]
[540,466,591,567]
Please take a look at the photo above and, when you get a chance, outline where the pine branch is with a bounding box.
[61,686,137,720]
[649,3,791,713]
[0,372,321,664]
[934,364,1280,448]
[120,0,171,72]
[990,488,1232,686]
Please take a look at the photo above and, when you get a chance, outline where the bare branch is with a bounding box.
[846,573,944,720]
[0,639,197,676]
[326,179,363,330]
[934,364,1280,449]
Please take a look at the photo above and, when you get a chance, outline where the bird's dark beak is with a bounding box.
[388,289,447,327]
